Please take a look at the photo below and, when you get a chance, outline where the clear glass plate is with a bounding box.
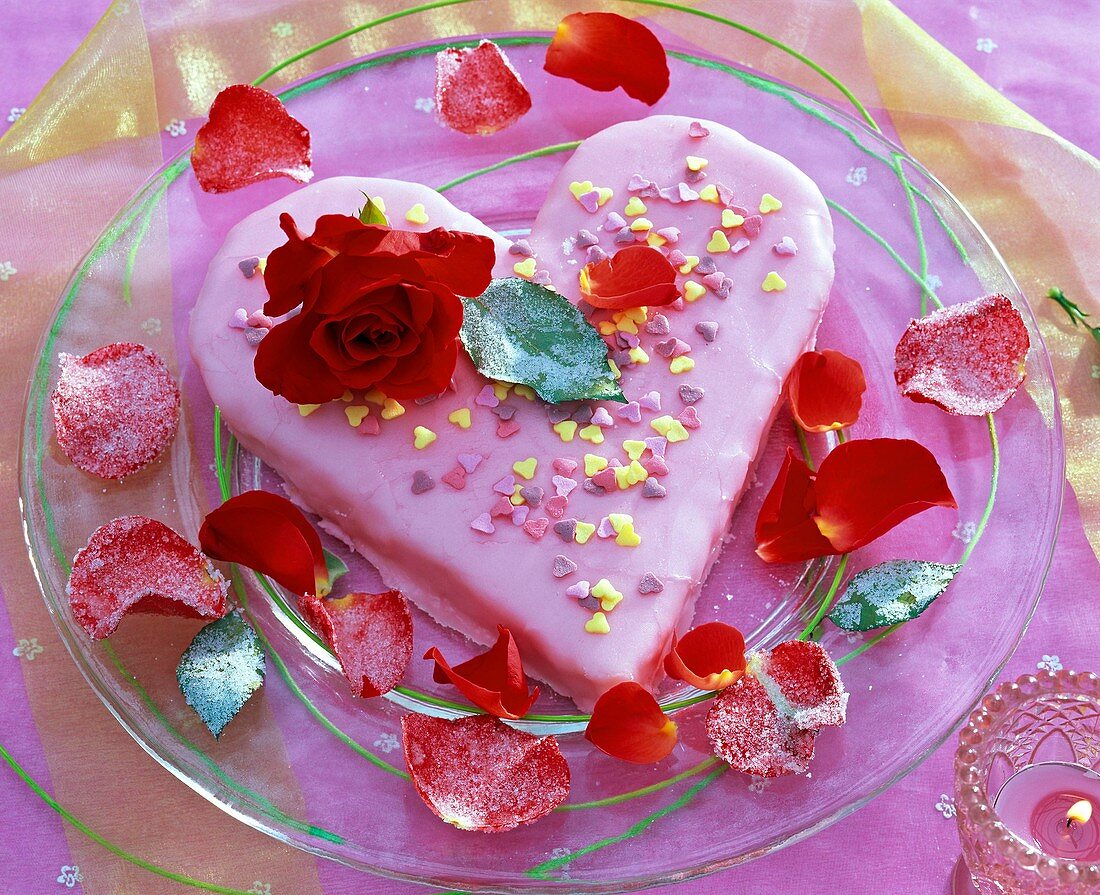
[20,26,1063,893]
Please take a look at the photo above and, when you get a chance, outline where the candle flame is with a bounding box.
[1067,799,1093,825]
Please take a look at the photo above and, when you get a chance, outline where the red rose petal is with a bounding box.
[813,438,957,553]
[66,516,228,640]
[895,293,1030,416]
[199,490,329,597]
[754,448,834,564]
[663,622,747,691]
[401,714,569,832]
[299,591,412,698]
[580,245,679,309]
[52,342,180,480]
[585,681,677,763]
[544,12,670,105]
[705,674,818,778]
[425,625,540,719]
[785,349,866,433]
[191,84,312,194]
[758,640,847,730]
[435,40,532,136]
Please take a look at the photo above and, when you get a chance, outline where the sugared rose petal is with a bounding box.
[706,674,818,778]
[299,591,412,698]
[585,681,677,763]
[544,12,670,105]
[579,246,679,309]
[67,516,228,639]
[894,293,1030,416]
[663,622,746,691]
[191,84,312,193]
[52,342,180,480]
[401,714,569,832]
[785,349,866,432]
[435,40,532,135]
[755,439,956,563]
[756,640,847,729]
[199,490,329,597]
[425,625,539,719]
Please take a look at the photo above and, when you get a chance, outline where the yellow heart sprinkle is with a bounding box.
[345,405,370,427]
[405,203,429,225]
[685,155,708,172]
[608,359,622,378]
[569,180,594,199]
[615,522,642,547]
[616,318,639,335]
[492,382,512,400]
[628,346,650,364]
[340,389,354,402]
[629,217,653,233]
[623,440,647,461]
[510,485,526,506]
[297,403,321,417]
[613,466,632,490]
[381,398,405,420]
[513,384,536,401]
[759,193,783,213]
[363,389,387,406]
[592,577,623,602]
[597,320,617,335]
[579,424,605,444]
[575,521,596,545]
[448,408,471,429]
[678,255,700,274]
[699,184,721,203]
[608,513,633,532]
[683,281,706,302]
[596,187,613,206]
[666,420,690,443]
[584,453,608,477]
[626,460,649,484]
[585,612,611,634]
[722,208,745,228]
[650,415,674,436]
[412,426,436,449]
[707,230,731,253]
[762,271,787,292]
[513,258,537,279]
[624,197,647,217]
[553,420,578,442]
[670,356,695,374]
[646,232,667,247]
[513,457,538,480]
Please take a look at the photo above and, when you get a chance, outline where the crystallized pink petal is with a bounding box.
[435,40,532,136]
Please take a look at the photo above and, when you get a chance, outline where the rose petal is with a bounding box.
[52,342,180,480]
[402,714,569,832]
[544,12,670,105]
[663,622,746,691]
[579,245,679,309]
[785,349,866,433]
[66,516,228,640]
[705,674,818,778]
[754,448,834,563]
[199,490,329,597]
[435,40,532,135]
[425,625,539,719]
[758,640,847,729]
[813,438,957,553]
[299,591,412,698]
[191,84,312,193]
[894,293,1030,415]
[585,681,677,763]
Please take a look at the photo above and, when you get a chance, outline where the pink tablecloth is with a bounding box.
[2,2,1099,893]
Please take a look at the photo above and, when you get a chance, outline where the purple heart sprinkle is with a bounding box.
[627,173,651,192]
[658,186,680,203]
[615,228,636,245]
[572,404,594,424]
[553,475,578,497]
[639,391,662,412]
[493,475,515,495]
[520,486,544,507]
[597,517,617,538]
[457,453,483,473]
[532,269,553,287]
[546,405,573,424]
[566,579,591,598]
[686,169,707,184]
[553,555,578,578]
[553,519,578,542]
[583,479,604,495]
[743,215,763,238]
[695,321,719,343]
[238,257,260,278]
[511,505,530,526]
[616,401,642,423]
[578,596,602,612]
[576,228,600,247]
[508,239,534,257]
[644,436,668,458]
[638,571,665,593]
[475,384,499,407]
[679,384,705,404]
[773,236,798,256]
[585,246,608,265]
[695,256,718,276]
[470,513,495,534]
[603,213,627,233]
[590,407,614,427]
[229,308,250,329]
[491,404,516,420]
[411,470,435,494]
[578,190,600,213]
[656,227,680,244]
[653,338,677,359]
[642,478,667,499]
[677,182,700,202]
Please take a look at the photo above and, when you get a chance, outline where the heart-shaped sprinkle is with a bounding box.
[701,271,726,292]
[552,475,578,497]
[638,391,662,412]
[642,454,669,477]
[603,213,627,233]
[491,404,516,420]
[531,270,552,287]
[244,328,267,346]
[590,407,614,427]
[508,239,534,257]
[698,184,720,202]
[520,486,544,507]
[457,453,484,473]
[490,498,514,517]
[731,237,751,254]
[616,401,642,423]
[246,312,273,330]
[545,495,568,518]
[576,228,600,246]
[357,415,380,436]
[678,182,700,202]
[497,418,521,438]
[586,245,608,265]
[759,193,783,213]
[553,555,578,578]
[511,505,530,526]
[513,257,537,278]
[645,314,670,336]
[743,214,763,238]
[707,230,731,253]
[513,457,537,480]
[695,321,719,342]
[694,256,717,276]
[238,257,260,278]
[627,173,652,192]
[774,236,798,255]
[583,478,604,495]
[475,384,498,407]
[441,467,467,490]
[493,475,515,495]
[643,435,667,458]
[229,308,250,329]
[565,579,591,598]
[653,339,676,359]
[572,404,594,424]
[470,513,495,534]
[578,190,601,213]
[688,120,710,138]
[665,249,687,268]
[679,384,705,404]
[656,227,680,244]
[524,518,549,540]
[552,457,578,476]
[411,470,435,494]
[642,478,666,499]
[546,405,573,424]
[678,406,701,429]
[762,271,787,292]
[638,572,665,593]
[614,228,636,245]
[597,517,617,538]
[553,519,578,542]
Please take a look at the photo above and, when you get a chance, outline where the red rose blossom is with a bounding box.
[255,213,496,404]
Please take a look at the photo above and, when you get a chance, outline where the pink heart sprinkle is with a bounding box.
[642,478,667,499]
[591,468,618,490]
[247,310,274,329]
[552,555,578,578]
[552,475,578,497]
[639,391,662,412]
[642,455,669,477]
[665,250,687,269]
[743,215,763,238]
[440,467,467,490]
[357,415,380,436]
[668,297,685,311]
[677,182,700,202]
[229,308,250,329]
[616,401,642,423]
[565,580,591,599]
[493,475,515,495]
[590,407,614,427]
[524,518,549,540]
[638,572,665,593]
[773,236,798,256]
[552,457,578,476]
[645,314,670,336]
[688,120,710,138]
[475,384,499,407]
[578,189,601,213]
[496,418,521,438]
[702,272,726,292]
[717,183,735,206]
[511,505,530,526]
[470,513,495,534]
[678,406,701,429]
[545,495,569,519]
[490,497,515,517]
[603,212,627,232]
[457,453,483,473]
[627,173,651,192]
[508,239,533,257]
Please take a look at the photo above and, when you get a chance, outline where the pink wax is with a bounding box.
[993,762,1100,861]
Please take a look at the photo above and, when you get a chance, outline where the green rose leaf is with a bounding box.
[459,277,626,405]
[829,560,961,632]
[357,193,389,226]
[323,548,349,588]
[177,611,265,738]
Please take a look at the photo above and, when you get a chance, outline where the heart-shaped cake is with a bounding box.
[188,116,834,710]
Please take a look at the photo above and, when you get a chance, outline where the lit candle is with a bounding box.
[993,762,1100,861]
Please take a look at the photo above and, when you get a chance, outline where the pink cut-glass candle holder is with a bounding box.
[953,670,1100,894]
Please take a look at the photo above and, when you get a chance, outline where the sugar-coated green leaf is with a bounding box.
[323,548,348,588]
[357,193,389,226]
[460,278,626,405]
[829,560,961,632]
[177,611,265,738]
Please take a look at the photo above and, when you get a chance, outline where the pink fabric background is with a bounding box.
[2,2,1098,892]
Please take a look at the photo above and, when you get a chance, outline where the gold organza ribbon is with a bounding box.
[1,1,1096,891]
